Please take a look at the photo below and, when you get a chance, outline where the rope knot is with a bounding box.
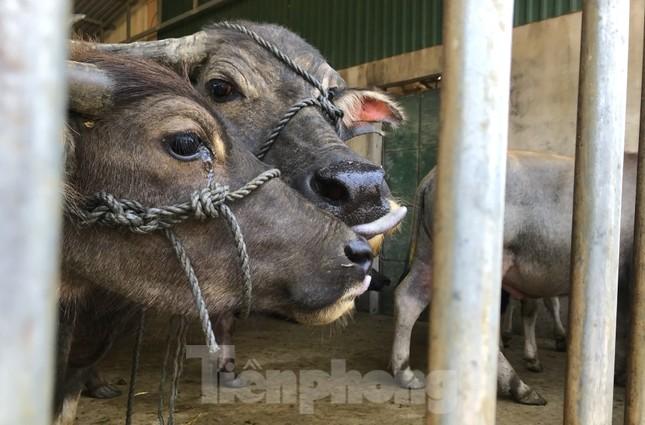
[191,184,229,220]
[318,92,344,122]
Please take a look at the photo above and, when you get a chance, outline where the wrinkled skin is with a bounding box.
[391,150,636,405]
[57,54,373,423]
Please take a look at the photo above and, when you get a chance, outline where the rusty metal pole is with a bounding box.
[428,1,514,424]
[625,11,645,425]
[0,1,69,424]
[564,1,630,425]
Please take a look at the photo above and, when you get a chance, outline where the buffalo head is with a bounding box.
[75,21,407,239]
[63,53,373,325]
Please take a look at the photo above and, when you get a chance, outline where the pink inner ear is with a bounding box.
[358,99,395,123]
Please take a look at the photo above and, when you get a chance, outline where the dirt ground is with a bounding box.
[76,312,625,425]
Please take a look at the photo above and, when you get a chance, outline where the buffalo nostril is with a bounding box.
[311,173,350,203]
[344,239,373,275]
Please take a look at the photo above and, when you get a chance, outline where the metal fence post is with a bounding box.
[428,1,514,424]
[564,1,630,425]
[0,1,70,424]
[625,10,645,424]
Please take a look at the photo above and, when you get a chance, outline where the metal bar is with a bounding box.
[0,0,69,424]
[428,0,514,424]
[563,1,630,425]
[126,0,132,40]
[625,10,645,423]
[127,0,236,42]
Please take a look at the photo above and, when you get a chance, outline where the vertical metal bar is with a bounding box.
[428,0,514,424]
[564,1,630,425]
[126,0,132,40]
[0,1,68,424]
[625,10,645,423]
[158,0,163,25]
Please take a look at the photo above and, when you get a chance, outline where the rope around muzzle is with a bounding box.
[211,21,345,159]
[68,168,280,354]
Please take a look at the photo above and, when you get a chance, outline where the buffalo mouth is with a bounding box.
[291,274,372,325]
[352,201,407,240]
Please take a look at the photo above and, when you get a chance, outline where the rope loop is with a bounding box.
[212,21,345,158]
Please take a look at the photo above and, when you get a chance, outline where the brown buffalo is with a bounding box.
[76,22,409,394]
[57,52,374,423]
[77,21,407,231]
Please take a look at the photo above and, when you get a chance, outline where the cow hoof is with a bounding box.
[525,359,543,373]
[555,338,567,352]
[395,370,425,389]
[219,373,248,388]
[514,388,547,406]
[83,384,122,399]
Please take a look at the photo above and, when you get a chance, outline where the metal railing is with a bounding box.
[432,1,641,424]
[429,1,514,424]
[564,2,630,424]
[625,7,645,424]
[0,1,69,424]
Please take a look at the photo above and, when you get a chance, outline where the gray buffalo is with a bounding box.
[57,52,374,424]
[77,21,407,233]
[391,150,635,405]
[76,21,408,394]
[501,296,567,373]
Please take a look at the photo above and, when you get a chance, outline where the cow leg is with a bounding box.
[53,390,82,425]
[214,312,247,388]
[497,351,547,405]
[543,297,566,352]
[501,298,516,348]
[521,299,542,372]
[391,258,431,389]
[82,366,122,399]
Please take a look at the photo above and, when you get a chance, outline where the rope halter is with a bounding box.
[211,21,344,159]
[69,168,281,354]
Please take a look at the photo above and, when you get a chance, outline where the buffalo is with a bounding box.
[76,21,407,231]
[75,21,408,393]
[391,150,635,405]
[57,52,374,423]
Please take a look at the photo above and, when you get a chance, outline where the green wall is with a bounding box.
[160,0,581,70]
[379,89,439,314]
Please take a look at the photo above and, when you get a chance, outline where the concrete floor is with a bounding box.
[76,312,626,425]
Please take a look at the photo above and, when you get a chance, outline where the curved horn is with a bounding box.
[67,61,114,115]
[70,31,209,65]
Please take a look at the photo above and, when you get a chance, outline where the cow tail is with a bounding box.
[398,168,436,283]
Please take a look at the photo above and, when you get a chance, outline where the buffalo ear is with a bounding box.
[334,89,405,141]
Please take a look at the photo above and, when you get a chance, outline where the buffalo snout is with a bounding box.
[307,160,390,226]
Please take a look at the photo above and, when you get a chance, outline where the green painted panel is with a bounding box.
[383,148,418,203]
[160,0,580,69]
[380,89,440,300]
[162,0,192,22]
[419,90,439,179]
[514,0,581,26]
[385,96,419,152]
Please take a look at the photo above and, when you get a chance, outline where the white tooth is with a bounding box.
[351,206,407,238]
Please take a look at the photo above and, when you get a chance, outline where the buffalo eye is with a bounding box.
[164,132,205,161]
[207,78,239,102]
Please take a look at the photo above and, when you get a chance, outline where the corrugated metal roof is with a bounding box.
[513,0,581,26]
[73,0,128,38]
[158,0,582,69]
